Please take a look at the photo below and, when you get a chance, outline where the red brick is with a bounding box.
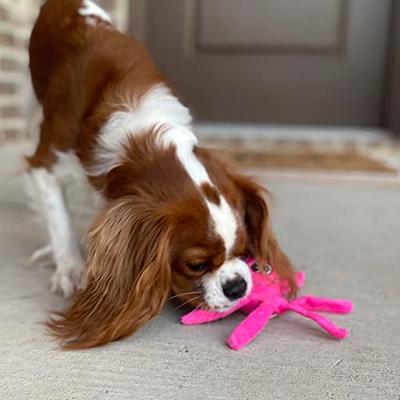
[0,105,22,118]
[0,6,9,20]
[0,32,15,46]
[0,57,26,72]
[0,82,17,95]
[2,129,22,142]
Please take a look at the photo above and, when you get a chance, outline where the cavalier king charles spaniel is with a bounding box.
[26,0,295,348]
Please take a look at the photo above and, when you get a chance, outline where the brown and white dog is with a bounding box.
[27,0,295,348]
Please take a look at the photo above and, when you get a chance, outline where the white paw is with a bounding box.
[50,262,85,298]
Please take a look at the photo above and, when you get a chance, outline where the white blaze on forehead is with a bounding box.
[79,0,112,23]
[206,197,237,254]
[161,129,238,253]
[160,128,211,186]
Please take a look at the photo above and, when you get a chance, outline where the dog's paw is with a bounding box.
[50,262,84,298]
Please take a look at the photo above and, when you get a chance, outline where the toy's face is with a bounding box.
[250,261,273,283]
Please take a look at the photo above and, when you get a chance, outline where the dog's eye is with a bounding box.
[187,262,209,273]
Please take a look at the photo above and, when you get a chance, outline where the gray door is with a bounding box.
[140,0,393,125]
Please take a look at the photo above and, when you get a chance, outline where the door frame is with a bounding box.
[129,1,399,134]
[385,0,400,135]
[129,0,147,42]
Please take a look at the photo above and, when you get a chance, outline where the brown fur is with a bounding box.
[201,182,221,205]
[47,197,174,349]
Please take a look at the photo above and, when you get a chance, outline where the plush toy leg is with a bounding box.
[227,303,275,351]
[181,304,241,325]
[295,296,353,314]
[286,303,348,339]
[295,271,306,288]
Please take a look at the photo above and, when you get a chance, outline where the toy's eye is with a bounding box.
[251,263,273,274]
[187,262,209,273]
[251,263,260,272]
[265,263,273,275]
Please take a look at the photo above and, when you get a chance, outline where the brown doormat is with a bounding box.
[220,148,395,173]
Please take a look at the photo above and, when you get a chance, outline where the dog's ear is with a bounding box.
[226,168,297,296]
[46,197,173,349]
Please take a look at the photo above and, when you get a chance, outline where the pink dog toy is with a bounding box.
[181,259,353,350]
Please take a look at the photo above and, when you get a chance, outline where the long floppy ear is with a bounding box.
[230,172,297,296]
[46,198,173,349]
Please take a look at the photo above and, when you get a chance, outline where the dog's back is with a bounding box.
[28,0,163,168]
[29,0,85,103]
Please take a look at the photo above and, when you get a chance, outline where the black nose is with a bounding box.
[222,278,247,300]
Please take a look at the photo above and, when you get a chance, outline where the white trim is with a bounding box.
[249,168,400,185]
[0,72,26,82]
[0,48,29,61]
[194,122,390,145]
[0,23,32,39]
[0,120,26,130]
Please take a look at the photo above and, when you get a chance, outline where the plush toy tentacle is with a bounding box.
[294,296,353,314]
[285,303,348,339]
[181,303,242,325]
[227,303,275,350]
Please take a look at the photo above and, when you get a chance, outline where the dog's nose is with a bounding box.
[222,278,247,300]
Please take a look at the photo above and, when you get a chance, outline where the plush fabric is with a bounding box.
[181,259,353,350]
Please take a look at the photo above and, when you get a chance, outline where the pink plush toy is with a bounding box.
[181,259,353,350]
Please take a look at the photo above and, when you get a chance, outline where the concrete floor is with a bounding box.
[0,144,399,400]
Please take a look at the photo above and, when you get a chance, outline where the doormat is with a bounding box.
[220,148,395,173]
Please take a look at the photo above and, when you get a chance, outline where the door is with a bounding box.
[136,0,393,126]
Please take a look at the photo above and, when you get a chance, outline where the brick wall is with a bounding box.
[0,0,129,145]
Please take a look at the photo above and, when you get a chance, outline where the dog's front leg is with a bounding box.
[28,167,84,297]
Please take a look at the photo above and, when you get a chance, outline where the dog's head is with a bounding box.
[169,148,295,312]
[47,147,295,348]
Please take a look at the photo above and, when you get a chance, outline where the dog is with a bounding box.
[27,0,296,348]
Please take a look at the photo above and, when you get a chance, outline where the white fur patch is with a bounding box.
[202,258,252,310]
[206,197,237,255]
[91,84,192,176]
[161,127,211,186]
[79,0,112,23]
[29,168,84,297]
